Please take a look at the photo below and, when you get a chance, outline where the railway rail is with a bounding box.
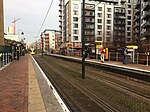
[34,55,150,112]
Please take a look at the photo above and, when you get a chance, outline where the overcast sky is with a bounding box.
[4,0,60,42]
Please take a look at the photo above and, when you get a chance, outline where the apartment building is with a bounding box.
[134,0,150,52]
[41,29,61,52]
[0,0,5,46]
[59,0,133,52]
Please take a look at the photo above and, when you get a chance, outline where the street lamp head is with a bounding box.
[21,32,24,35]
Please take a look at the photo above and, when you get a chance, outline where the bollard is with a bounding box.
[137,52,139,64]
[145,52,149,66]
[109,52,110,61]
[116,52,118,62]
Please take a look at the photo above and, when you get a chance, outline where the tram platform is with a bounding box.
[49,54,150,81]
[0,54,65,112]
[0,54,149,112]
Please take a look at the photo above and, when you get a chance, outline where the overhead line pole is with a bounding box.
[82,0,86,79]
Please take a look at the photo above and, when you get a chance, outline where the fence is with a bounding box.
[59,50,150,66]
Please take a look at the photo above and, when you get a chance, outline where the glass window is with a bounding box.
[107,8,111,12]
[107,14,111,18]
[73,36,78,40]
[127,32,131,36]
[128,10,131,14]
[98,25,102,29]
[73,10,78,15]
[73,30,78,34]
[98,31,102,35]
[127,16,131,20]
[98,13,102,17]
[107,26,111,30]
[73,17,78,22]
[98,7,102,11]
[128,21,131,25]
[73,4,78,9]
[127,27,131,31]
[98,19,102,23]
[74,24,78,28]
[107,20,111,24]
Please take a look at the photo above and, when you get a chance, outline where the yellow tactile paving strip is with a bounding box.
[28,59,46,112]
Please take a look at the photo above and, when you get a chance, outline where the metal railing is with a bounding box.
[0,52,12,68]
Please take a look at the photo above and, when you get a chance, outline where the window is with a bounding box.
[74,24,78,28]
[73,36,78,40]
[127,16,131,20]
[73,4,78,9]
[127,27,131,31]
[73,30,78,34]
[128,21,131,25]
[127,32,131,36]
[107,14,111,18]
[107,31,111,35]
[128,10,131,14]
[73,10,78,15]
[127,38,131,41]
[128,0,131,3]
[98,19,102,23]
[73,17,78,22]
[98,7,102,11]
[97,37,102,41]
[107,20,111,24]
[128,5,131,8]
[98,25,102,29]
[98,31,102,35]
[107,26,111,30]
[98,13,102,17]
[107,8,111,12]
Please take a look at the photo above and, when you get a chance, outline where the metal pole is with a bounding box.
[82,0,85,79]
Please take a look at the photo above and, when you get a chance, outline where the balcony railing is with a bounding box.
[142,11,150,20]
[142,21,150,28]
[143,1,150,11]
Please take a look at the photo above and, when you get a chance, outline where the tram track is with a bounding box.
[51,55,150,100]
[34,55,150,112]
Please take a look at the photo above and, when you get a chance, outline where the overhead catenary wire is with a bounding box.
[36,0,54,38]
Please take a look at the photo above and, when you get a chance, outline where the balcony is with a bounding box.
[114,21,125,25]
[114,27,125,31]
[134,16,140,22]
[135,9,140,15]
[121,0,126,3]
[143,0,149,2]
[85,26,95,30]
[114,16,126,19]
[135,29,140,34]
[135,2,140,9]
[142,11,150,20]
[143,2,150,11]
[134,22,140,28]
[142,21,150,28]
[142,31,150,37]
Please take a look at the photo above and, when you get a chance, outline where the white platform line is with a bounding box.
[31,56,70,112]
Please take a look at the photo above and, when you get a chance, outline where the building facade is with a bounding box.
[42,29,61,53]
[59,0,134,53]
[0,0,5,46]
[134,0,150,52]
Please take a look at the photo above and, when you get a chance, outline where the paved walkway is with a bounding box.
[0,55,64,112]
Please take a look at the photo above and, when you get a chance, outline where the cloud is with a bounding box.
[4,0,60,42]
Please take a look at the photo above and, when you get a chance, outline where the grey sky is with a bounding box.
[4,0,60,42]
